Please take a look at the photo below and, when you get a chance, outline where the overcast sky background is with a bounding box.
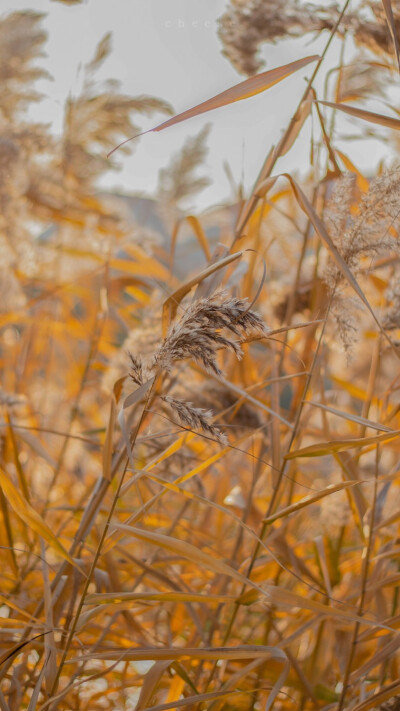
[1,0,393,210]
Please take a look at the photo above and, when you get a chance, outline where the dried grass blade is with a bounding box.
[135,660,172,711]
[215,374,292,428]
[27,655,50,711]
[162,250,244,335]
[0,490,18,577]
[112,522,254,588]
[0,594,41,623]
[263,481,359,524]
[41,541,57,693]
[170,216,211,270]
[85,591,236,605]
[381,0,400,69]
[194,243,230,299]
[0,689,10,711]
[317,100,400,130]
[14,430,57,470]
[265,586,391,629]
[349,680,400,711]
[0,632,50,667]
[286,429,400,459]
[349,633,400,683]
[67,644,288,664]
[305,401,392,432]
[0,465,82,573]
[108,56,319,156]
[277,88,313,157]
[103,396,117,482]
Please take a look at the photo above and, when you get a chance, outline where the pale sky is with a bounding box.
[1,0,392,210]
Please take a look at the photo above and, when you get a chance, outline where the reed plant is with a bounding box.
[2,2,400,710]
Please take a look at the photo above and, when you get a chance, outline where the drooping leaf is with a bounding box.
[0,465,82,573]
[108,56,319,156]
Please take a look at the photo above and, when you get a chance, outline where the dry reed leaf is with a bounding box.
[27,659,48,711]
[170,215,211,266]
[102,395,117,482]
[285,429,400,459]
[350,680,400,711]
[161,250,244,334]
[381,0,400,69]
[125,690,246,711]
[349,634,400,683]
[263,481,360,524]
[0,594,41,623]
[317,100,400,130]
[77,592,238,631]
[41,555,58,693]
[67,645,288,661]
[277,88,314,157]
[331,375,380,405]
[112,522,258,589]
[264,586,391,629]
[110,257,170,282]
[135,660,172,711]
[306,401,392,431]
[0,465,82,572]
[214,374,292,427]
[0,632,50,667]
[108,55,319,156]
[85,591,236,605]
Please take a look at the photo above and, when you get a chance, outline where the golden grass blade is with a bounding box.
[215,374,292,428]
[349,634,400,684]
[127,690,266,711]
[264,586,391,629]
[135,661,172,711]
[381,0,400,69]
[15,430,57,470]
[286,430,400,459]
[0,465,82,573]
[27,657,48,711]
[0,632,50,668]
[66,644,288,664]
[349,680,400,711]
[41,541,57,694]
[219,650,289,711]
[170,215,211,270]
[317,100,400,130]
[123,378,154,410]
[277,88,313,157]
[6,413,30,502]
[102,397,117,482]
[0,490,18,578]
[77,592,237,628]
[112,523,255,588]
[263,481,360,524]
[0,594,41,623]
[108,56,319,156]
[162,250,244,335]
[305,400,392,432]
[85,591,236,605]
